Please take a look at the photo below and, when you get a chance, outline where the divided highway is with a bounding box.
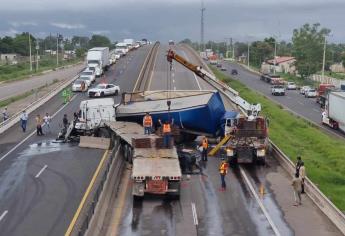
[220,61,345,139]
[0,45,152,236]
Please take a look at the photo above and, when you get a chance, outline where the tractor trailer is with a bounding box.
[322,91,345,133]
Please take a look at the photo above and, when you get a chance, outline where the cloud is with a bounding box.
[89,30,110,35]
[50,22,85,29]
[0,28,20,37]
[9,21,37,27]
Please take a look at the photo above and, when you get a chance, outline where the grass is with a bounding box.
[0,56,81,83]
[317,71,345,80]
[212,66,345,211]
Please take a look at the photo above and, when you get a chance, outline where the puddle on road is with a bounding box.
[0,140,74,203]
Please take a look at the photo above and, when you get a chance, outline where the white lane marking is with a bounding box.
[0,95,77,162]
[298,101,304,106]
[191,202,198,226]
[0,210,8,222]
[313,108,320,113]
[181,51,202,90]
[240,167,281,236]
[35,165,48,178]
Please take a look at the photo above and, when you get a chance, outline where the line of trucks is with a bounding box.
[62,49,268,199]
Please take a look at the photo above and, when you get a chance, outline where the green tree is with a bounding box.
[0,36,15,53]
[292,23,330,78]
[88,35,111,48]
[12,32,36,56]
[342,53,345,68]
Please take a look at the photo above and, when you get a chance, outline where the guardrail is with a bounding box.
[186,45,345,235]
[65,143,125,236]
[133,42,160,91]
[0,67,84,134]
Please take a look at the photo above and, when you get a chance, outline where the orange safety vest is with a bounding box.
[143,115,153,127]
[163,123,171,133]
[219,162,228,175]
[202,139,208,149]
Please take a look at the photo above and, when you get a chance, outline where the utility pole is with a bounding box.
[273,39,277,75]
[247,42,250,67]
[36,41,39,71]
[29,33,32,71]
[200,0,205,52]
[322,36,326,79]
[56,34,59,67]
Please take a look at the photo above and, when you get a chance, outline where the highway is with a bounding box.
[0,45,151,236]
[104,44,342,236]
[220,61,345,139]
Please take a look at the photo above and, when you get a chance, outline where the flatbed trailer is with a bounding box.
[105,121,182,199]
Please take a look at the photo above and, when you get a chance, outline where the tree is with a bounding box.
[88,35,111,48]
[0,36,15,53]
[342,53,345,68]
[12,32,36,56]
[180,38,192,45]
[292,23,331,78]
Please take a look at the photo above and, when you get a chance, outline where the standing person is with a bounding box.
[73,112,79,123]
[2,107,9,122]
[43,113,51,134]
[200,136,209,161]
[300,162,306,194]
[295,156,303,175]
[291,173,302,206]
[20,110,28,132]
[63,114,69,130]
[36,114,44,136]
[158,118,173,148]
[143,112,153,135]
[219,158,228,191]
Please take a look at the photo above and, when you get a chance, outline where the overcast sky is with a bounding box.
[0,0,344,43]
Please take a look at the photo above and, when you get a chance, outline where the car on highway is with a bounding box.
[300,86,311,95]
[216,62,222,68]
[88,83,120,97]
[220,66,227,71]
[271,85,286,96]
[305,88,317,98]
[286,82,297,90]
[231,69,238,75]
[80,69,96,83]
[79,76,92,87]
[72,79,88,92]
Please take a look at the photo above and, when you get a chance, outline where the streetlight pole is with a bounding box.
[36,41,39,71]
[247,42,250,67]
[273,39,277,75]
[56,34,59,67]
[322,36,326,79]
[29,33,32,71]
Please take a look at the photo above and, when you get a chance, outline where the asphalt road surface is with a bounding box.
[0,45,151,236]
[0,63,85,101]
[220,61,345,138]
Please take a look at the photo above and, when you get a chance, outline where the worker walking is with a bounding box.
[36,114,44,136]
[219,158,229,191]
[20,110,28,132]
[2,107,9,122]
[63,114,69,130]
[200,136,209,161]
[292,173,302,206]
[159,118,173,148]
[300,162,306,194]
[295,156,303,175]
[143,112,153,135]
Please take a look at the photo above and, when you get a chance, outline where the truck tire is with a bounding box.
[101,92,105,97]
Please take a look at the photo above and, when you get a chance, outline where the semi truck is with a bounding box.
[87,47,110,77]
[316,83,335,108]
[322,90,345,133]
[115,42,129,56]
[105,121,181,199]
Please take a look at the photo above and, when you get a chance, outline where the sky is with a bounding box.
[0,0,344,43]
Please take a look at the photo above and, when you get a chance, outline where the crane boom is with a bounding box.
[166,49,261,117]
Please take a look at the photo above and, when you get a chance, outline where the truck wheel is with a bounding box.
[101,92,105,97]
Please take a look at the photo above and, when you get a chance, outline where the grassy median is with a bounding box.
[212,67,345,211]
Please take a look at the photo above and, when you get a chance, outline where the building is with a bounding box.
[330,63,345,73]
[0,53,18,63]
[262,56,296,74]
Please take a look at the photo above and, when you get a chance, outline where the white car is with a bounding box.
[79,76,92,87]
[72,79,88,92]
[80,69,96,83]
[271,85,286,96]
[88,83,120,97]
[287,82,297,90]
[300,86,311,95]
[305,89,317,98]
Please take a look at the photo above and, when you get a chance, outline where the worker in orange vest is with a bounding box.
[143,112,153,135]
[219,158,229,191]
[200,136,209,161]
[159,118,173,148]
